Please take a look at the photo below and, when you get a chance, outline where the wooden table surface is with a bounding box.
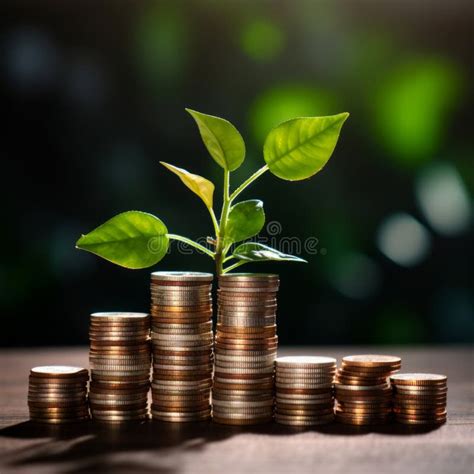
[1,346,472,474]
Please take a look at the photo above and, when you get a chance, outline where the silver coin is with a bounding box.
[91,312,149,321]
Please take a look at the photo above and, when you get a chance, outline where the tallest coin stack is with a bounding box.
[213,273,279,425]
[150,272,214,422]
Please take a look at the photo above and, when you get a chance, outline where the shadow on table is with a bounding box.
[1,420,233,473]
[244,421,442,437]
[0,418,442,473]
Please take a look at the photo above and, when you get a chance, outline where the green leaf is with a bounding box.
[263,113,349,181]
[160,161,214,209]
[225,200,265,244]
[76,211,169,269]
[233,242,306,263]
[186,108,245,171]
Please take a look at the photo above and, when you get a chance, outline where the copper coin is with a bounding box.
[213,381,274,391]
[342,355,401,367]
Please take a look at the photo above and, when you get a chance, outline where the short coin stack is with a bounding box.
[275,356,336,426]
[213,273,279,425]
[150,272,213,422]
[88,312,151,423]
[391,373,447,425]
[335,354,401,425]
[28,366,89,424]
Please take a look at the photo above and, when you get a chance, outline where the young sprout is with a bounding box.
[76,109,349,275]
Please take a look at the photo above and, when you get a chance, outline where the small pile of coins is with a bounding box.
[391,373,447,425]
[213,273,279,425]
[150,272,213,422]
[28,366,89,424]
[335,354,401,425]
[88,312,151,423]
[275,356,336,426]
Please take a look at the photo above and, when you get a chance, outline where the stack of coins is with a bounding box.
[88,312,151,423]
[213,273,279,425]
[275,356,336,426]
[391,373,447,425]
[28,366,89,424]
[150,272,213,422]
[335,354,401,425]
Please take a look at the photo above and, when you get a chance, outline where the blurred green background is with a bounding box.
[1,0,472,346]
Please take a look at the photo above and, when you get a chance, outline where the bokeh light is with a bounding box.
[4,28,58,92]
[249,84,338,143]
[416,162,471,236]
[134,4,188,88]
[376,213,431,267]
[1,1,472,346]
[373,58,463,166]
[327,252,381,300]
[240,18,285,62]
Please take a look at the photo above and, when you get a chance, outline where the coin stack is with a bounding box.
[150,272,213,422]
[28,366,89,424]
[391,373,447,425]
[88,312,151,423]
[275,356,336,426]
[335,354,401,425]
[213,273,279,425]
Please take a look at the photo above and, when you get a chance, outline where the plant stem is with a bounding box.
[222,260,247,273]
[229,164,269,202]
[208,208,219,236]
[167,234,215,258]
[215,170,231,275]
